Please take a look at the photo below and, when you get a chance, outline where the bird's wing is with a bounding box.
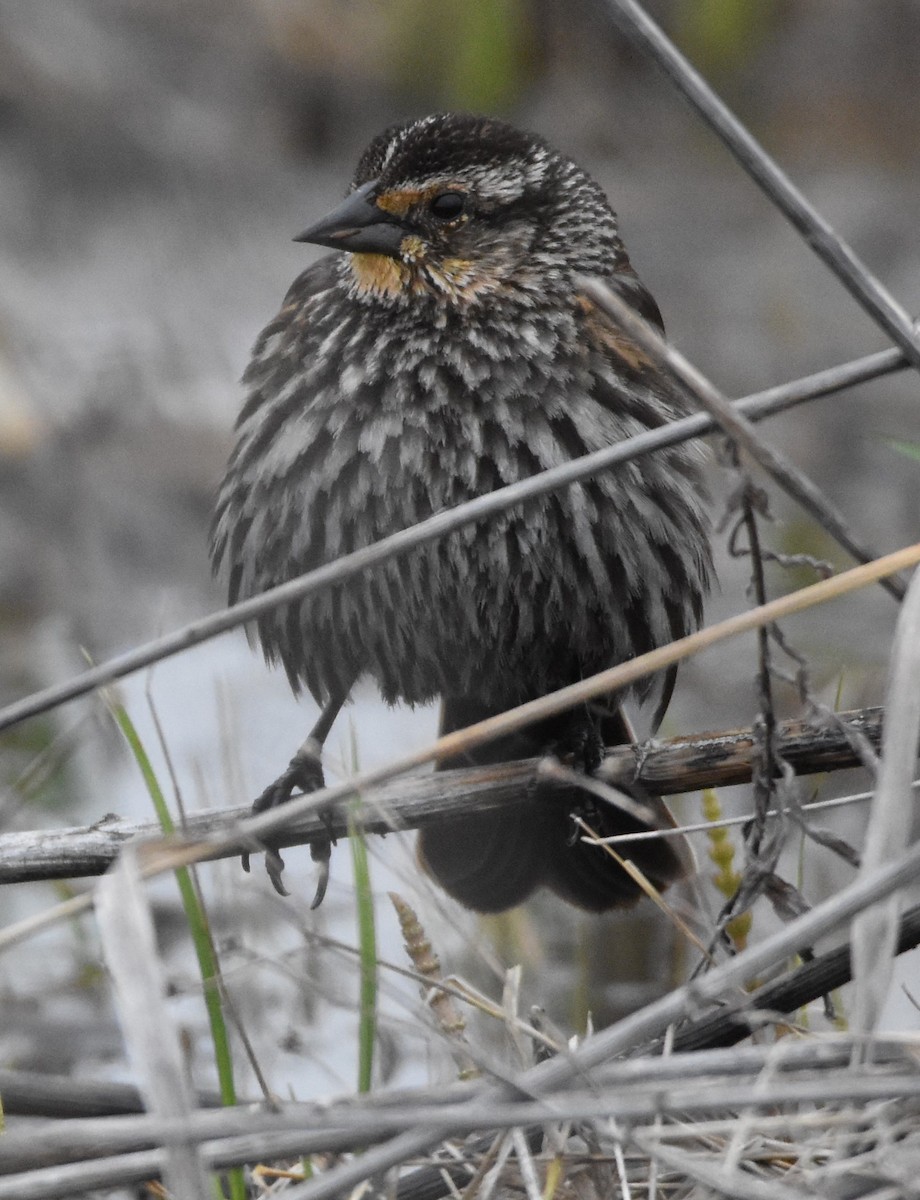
[573,268,697,733]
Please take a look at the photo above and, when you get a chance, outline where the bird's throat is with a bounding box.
[348,253,409,299]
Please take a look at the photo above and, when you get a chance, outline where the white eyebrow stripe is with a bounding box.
[388,154,551,206]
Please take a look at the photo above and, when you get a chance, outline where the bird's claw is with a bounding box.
[308,809,338,908]
[310,842,331,910]
[565,796,601,846]
[552,718,605,777]
[244,740,329,900]
[265,848,290,897]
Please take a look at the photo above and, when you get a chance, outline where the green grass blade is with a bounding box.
[110,699,246,1200]
[349,803,378,1094]
[885,437,920,464]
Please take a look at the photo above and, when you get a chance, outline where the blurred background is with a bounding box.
[1,0,918,1103]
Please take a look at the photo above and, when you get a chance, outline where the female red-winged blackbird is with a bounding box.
[211,112,712,912]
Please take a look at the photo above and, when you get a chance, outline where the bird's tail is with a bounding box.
[416,695,691,913]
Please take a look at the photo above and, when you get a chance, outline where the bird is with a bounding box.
[211,112,712,913]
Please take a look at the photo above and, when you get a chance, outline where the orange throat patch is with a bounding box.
[349,252,414,299]
[348,249,498,303]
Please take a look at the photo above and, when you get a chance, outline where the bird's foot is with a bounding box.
[243,737,334,904]
[550,718,606,846]
[553,717,605,777]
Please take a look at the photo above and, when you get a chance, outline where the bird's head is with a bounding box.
[295,113,625,306]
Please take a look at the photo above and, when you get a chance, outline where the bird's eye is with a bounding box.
[428,191,467,221]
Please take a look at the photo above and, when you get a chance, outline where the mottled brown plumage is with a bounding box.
[212,113,712,911]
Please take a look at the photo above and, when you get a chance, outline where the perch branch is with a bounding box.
[0,706,896,884]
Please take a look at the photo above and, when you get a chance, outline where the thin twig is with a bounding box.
[667,897,920,1054]
[271,834,920,1200]
[579,276,906,602]
[601,0,920,369]
[4,1047,920,1188]
[2,1039,910,1168]
[0,348,907,737]
[740,490,779,850]
[198,543,920,870]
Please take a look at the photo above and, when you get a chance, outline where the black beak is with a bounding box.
[294,180,405,257]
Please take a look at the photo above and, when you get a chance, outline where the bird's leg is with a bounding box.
[554,706,616,846]
[243,689,349,904]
